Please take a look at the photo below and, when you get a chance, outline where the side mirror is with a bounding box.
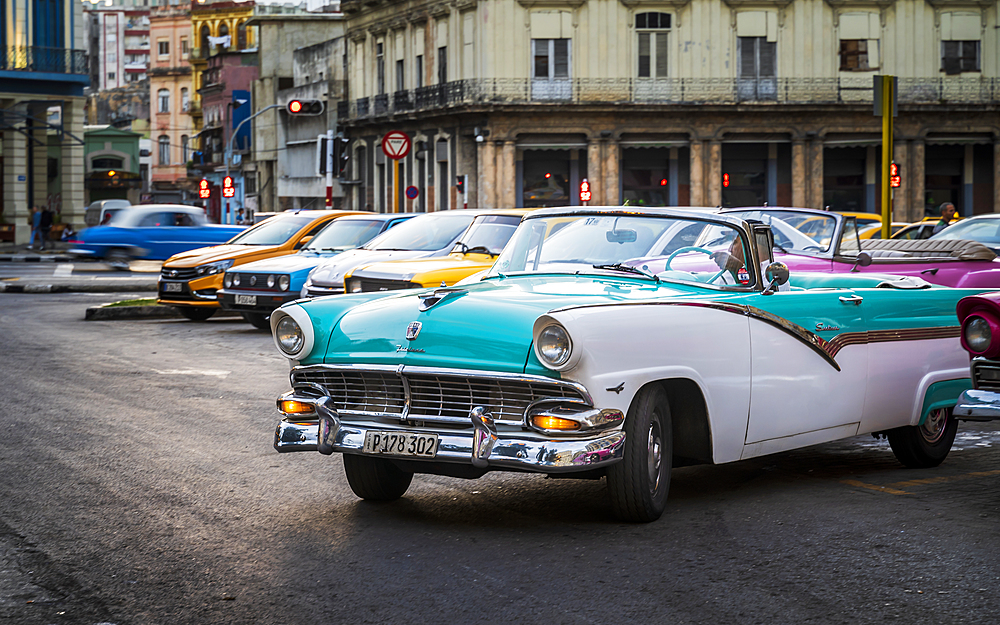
[851,251,872,271]
[295,235,314,249]
[763,261,789,295]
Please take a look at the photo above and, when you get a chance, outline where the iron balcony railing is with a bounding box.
[1,46,88,75]
[340,76,1000,120]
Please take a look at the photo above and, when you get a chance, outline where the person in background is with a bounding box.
[39,206,53,250]
[236,208,246,225]
[61,224,77,241]
[28,206,42,250]
[932,202,958,235]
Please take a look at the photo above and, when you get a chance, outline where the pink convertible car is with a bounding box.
[718,208,1000,289]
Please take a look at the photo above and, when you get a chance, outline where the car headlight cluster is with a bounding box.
[275,315,304,354]
[536,323,572,368]
[271,307,313,359]
[222,272,291,291]
[348,278,363,293]
[962,313,1000,357]
[196,259,234,277]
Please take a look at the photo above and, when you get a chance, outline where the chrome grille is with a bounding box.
[161,267,199,281]
[291,365,590,425]
[973,360,1000,391]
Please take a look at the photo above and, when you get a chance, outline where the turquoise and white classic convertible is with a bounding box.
[270,207,979,522]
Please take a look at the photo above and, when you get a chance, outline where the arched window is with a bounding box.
[181,135,189,162]
[158,88,170,113]
[237,20,247,50]
[92,156,124,170]
[217,24,229,52]
[158,135,170,165]
[636,12,671,79]
[181,87,189,111]
[200,24,211,54]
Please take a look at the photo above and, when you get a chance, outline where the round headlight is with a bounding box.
[249,275,257,286]
[965,316,992,354]
[233,274,241,286]
[537,324,572,367]
[267,275,275,288]
[275,316,304,354]
[223,274,232,288]
[278,275,290,291]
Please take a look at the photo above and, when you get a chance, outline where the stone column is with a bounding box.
[477,139,496,209]
[911,140,925,221]
[29,103,49,211]
[603,139,619,205]
[808,140,824,209]
[707,140,722,207]
[689,140,704,206]
[587,138,602,206]
[3,111,30,245]
[500,141,516,208]
[61,98,87,230]
[792,140,806,207]
[892,140,908,224]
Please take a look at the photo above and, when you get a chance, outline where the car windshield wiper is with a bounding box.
[592,263,660,283]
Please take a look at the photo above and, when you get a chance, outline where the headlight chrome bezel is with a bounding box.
[963,313,1000,357]
[271,306,314,359]
[278,275,291,291]
[533,317,576,371]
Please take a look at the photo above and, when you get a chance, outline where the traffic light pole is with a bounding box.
[225,103,281,224]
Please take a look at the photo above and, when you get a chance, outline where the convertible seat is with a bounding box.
[860,238,997,261]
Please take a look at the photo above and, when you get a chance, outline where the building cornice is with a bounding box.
[619,0,692,9]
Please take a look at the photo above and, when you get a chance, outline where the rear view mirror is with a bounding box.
[607,229,637,244]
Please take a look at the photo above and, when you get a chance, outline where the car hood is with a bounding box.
[234,250,350,274]
[307,249,443,286]
[303,274,714,373]
[348,252,498,284]
[163,244,286,267]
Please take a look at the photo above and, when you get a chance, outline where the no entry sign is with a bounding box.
[405,185,419,199]
[381,131,411,160]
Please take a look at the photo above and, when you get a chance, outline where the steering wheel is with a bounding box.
[664,246,716,270]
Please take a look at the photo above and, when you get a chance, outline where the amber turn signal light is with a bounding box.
[531,415,581,431]
[280,400,315,415]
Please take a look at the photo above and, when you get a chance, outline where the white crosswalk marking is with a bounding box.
[53,264,74,277]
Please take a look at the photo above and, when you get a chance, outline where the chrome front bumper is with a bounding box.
[954,389,1000,421]
[273,397,626,473]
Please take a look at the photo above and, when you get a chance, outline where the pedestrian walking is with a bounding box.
[39,206,53,251]
[28,205,42,250]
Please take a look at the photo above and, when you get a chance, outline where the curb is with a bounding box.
[0,254,74,263]
[85,305,183,320]
[0,282,157,293]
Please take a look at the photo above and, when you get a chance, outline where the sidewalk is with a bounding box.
[0,240,74,262]
[0,240,159,293]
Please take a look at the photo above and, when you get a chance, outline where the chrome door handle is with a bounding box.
[839,295,864,305]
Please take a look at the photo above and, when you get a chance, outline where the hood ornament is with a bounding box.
[418,287,465,311]
[405,321,422,340]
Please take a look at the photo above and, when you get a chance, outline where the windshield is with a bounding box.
[725,210,832,253]
[303,219,388,252]
[488,214,757,289]
[452,215,522,255]
[366,213,475,251]
[226,214,316,245]
[931,219,1000,247]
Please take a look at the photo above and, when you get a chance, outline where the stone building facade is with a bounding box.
[338,0,999,219]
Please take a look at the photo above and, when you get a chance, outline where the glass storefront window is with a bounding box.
[522,150,571,208]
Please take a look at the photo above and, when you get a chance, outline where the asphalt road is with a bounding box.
[1,292,999,625]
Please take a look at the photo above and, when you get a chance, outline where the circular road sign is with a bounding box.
[381,131,411,160]
[405,185,419,200]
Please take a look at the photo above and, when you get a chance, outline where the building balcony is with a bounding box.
[148,65,191,77]
[0,46,88,76]
[340,76,1000,121]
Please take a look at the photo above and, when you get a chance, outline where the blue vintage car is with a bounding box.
[69,204,245,268]
[270,207,983,522]
[217,213,416,329]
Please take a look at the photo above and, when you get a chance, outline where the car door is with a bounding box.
[135,211,174,258]
[743,289,869,451]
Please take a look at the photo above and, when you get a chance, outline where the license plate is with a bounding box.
[363,431,438,458]
[163,282,182,292]
[235,294,256,305]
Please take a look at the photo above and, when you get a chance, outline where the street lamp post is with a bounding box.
[224,103,281,224]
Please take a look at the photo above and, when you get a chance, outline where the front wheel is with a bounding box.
[606,385,672,522]
[105,248,131,271]
[343,454,413,501]
[241,312,271,331]
[177,307,216,321]
[886,407,958,469]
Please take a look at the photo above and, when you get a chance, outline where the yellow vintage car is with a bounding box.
[158,209,360,320]
[343,209,530,293]
[858,222,909,239]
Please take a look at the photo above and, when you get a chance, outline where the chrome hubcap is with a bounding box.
[919,408,949,444]
[647,418,662,494]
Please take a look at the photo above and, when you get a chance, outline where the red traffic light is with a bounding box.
[659,178,668,187]
[287,99,324,116]
[198,178,211,199]
[580,179,592,202]
[223,176,235,198]
[722,173,730,188]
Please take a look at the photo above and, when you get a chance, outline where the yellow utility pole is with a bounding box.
[876,75,897,240]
